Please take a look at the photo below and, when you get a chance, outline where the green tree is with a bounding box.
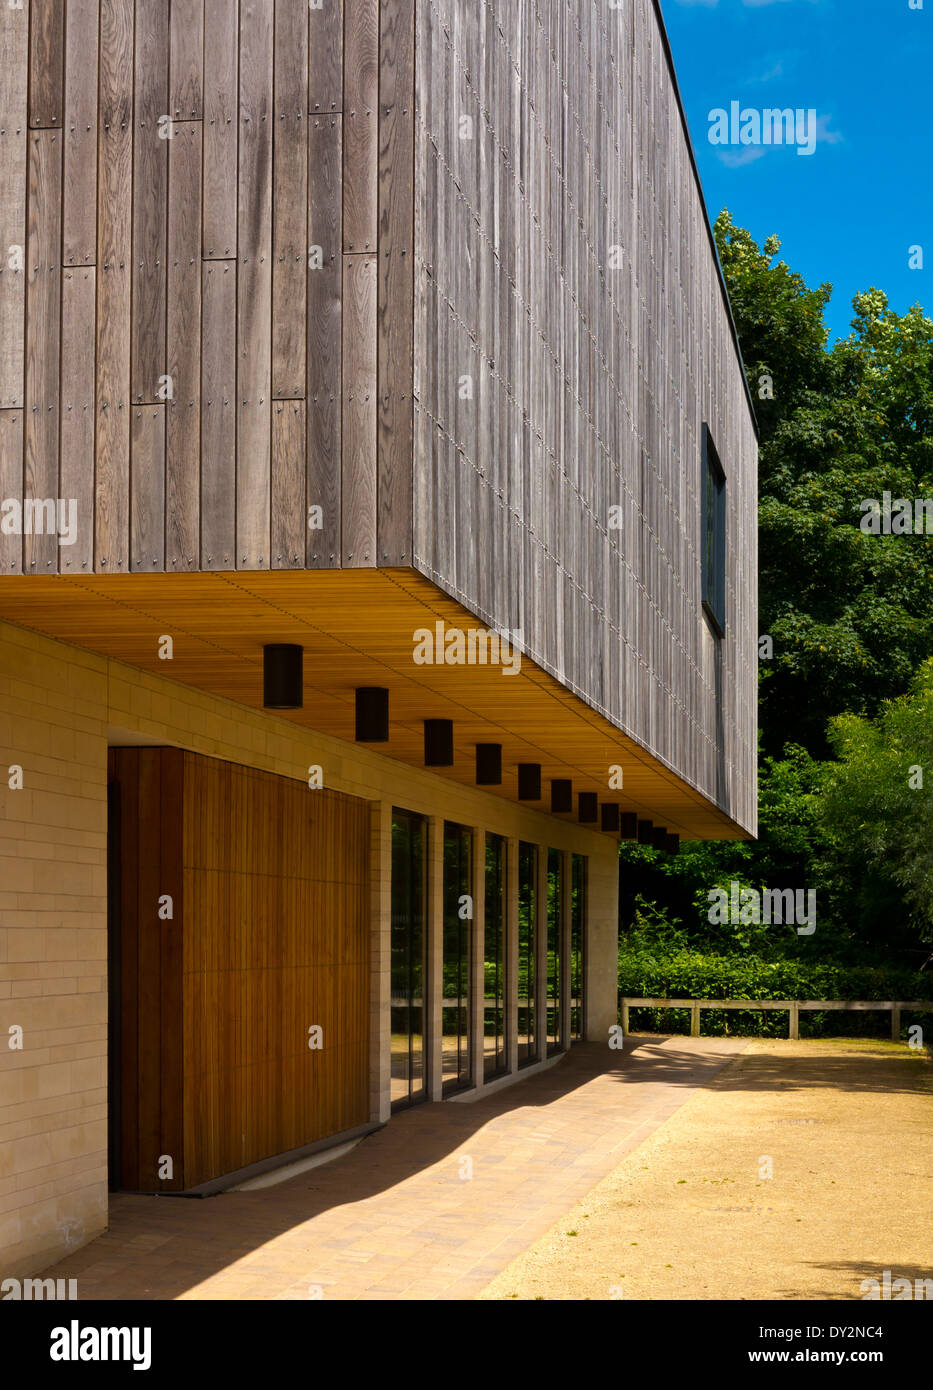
[619,219,933,978]
[821,660,933,953]
[715,212,933,759]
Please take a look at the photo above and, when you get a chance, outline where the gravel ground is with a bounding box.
[478,1037,933,1301]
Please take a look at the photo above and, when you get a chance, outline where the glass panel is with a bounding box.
[570,854,587,1042]
[391,809,426,1108]
[484,834,507,1079]
[546,848,562,1054]
[442,822,472,1092]
[517,841,537,1066]
[701,427,726,635]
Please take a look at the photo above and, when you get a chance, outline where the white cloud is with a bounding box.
[715,145,768,167]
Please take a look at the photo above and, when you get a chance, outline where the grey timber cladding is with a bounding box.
[411,0,758,834]
[0,0,414,575]
[0,0,756,834]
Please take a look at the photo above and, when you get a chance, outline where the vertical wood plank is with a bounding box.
[166,120,202,569]
[203,0,239,259]
[28,0,63,129]
[170,0,204,120]
[308,0,343,113]
[0,0,28,409]
[159,747,185,1191]
[24,126,62,575]
[59,265,96,573]
[272,398,305,567]
[113,748,140,1189]
[0,409,24,572]
[272,0,308,399]
[306,113,341,566]
[342,0,377,253]
[130,403,165,570]
[200,258,236,568]
[341,252,376,565]
[179,761,371,1186]
[96,0,134,571]
[131,0,169,404]
[62,0,99,268]
[377,0,414,565]
[236,0,273,567]
[135,748,162,1190]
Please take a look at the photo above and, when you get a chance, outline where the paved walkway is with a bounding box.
[47,1037,746,1300]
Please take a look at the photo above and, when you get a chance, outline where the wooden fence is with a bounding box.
[619,998,933,1042]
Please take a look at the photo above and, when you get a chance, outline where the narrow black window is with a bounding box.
[701,424,726,636]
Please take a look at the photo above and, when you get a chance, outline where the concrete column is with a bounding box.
[535,842,548,1062]
[559,849,572,1051]
[368,799,392,1123]
[584,840,619,1042]
[506,835,519,1073]
[426,814,444,1099]
[469,826,485,1091]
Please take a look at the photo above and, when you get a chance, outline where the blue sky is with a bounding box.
[662,0,931,343]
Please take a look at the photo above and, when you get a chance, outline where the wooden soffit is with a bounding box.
[0,568,749,841]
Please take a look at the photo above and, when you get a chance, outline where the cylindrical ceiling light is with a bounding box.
[476,743,503,785]
[424,719,454,766]
[356,687,389,742]
[263,644,304,709]
[517,764,542,800]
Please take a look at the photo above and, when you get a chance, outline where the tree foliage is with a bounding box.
[821,660,933,949]
[716,211,933,758]
[620,217,933,981]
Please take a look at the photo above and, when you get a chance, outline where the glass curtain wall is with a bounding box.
[570,853,587,1042]
[517,841,537,1065]
[546,848,562,1054]
[391,809,427,1107]
[442,822,472,1093]
[484,833,507,1079]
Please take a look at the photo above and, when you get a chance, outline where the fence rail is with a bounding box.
[619,997,933,1042]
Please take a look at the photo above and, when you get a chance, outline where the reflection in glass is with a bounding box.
[517,841,537,1065]
[570,853,587,1042]
[391,809,426,1108]
[546,848,562,1053]
[484,834,507,1078]
[442,822,472,1092]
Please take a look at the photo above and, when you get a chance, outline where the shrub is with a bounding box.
[619,947,931,1037]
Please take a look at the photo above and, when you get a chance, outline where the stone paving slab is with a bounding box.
[42,1036,746,1300]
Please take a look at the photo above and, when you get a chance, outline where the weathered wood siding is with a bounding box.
[0,1,756,833]
[0,0,414,575]
[411,0,758,834]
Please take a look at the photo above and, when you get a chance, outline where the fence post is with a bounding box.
[690,1002,700,1037]
[891,1007,901,1042]
[621,999,629,1035]
[788,1003,799,1040]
